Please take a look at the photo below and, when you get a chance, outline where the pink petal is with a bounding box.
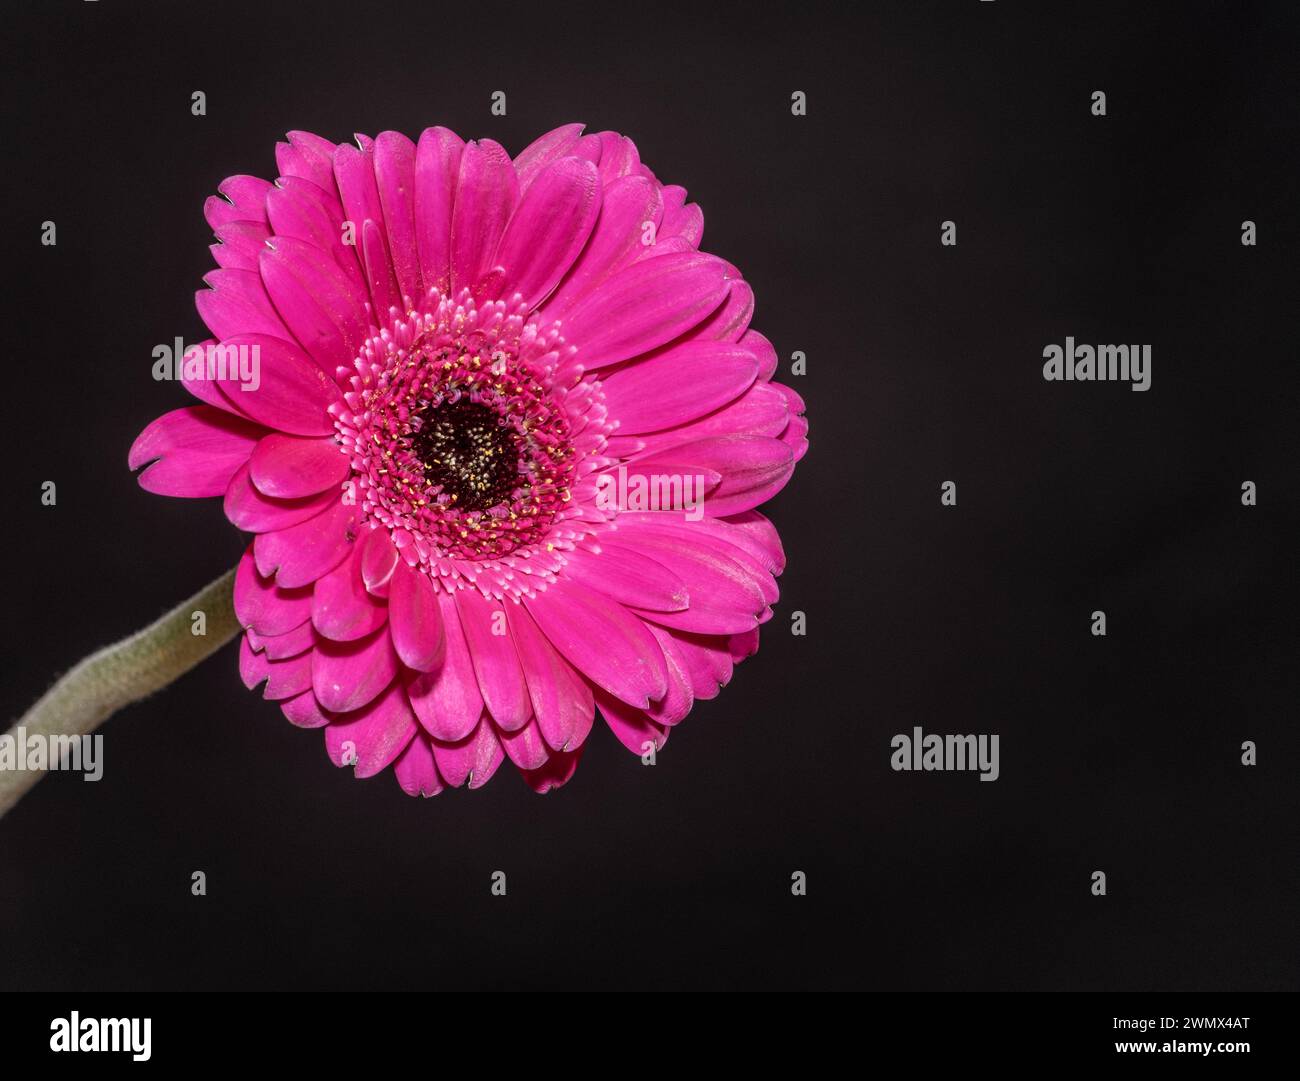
[523,578,667,708]
[212,220,269,271]
[561,544,687,612]
[599,461,722,512]
[512,123,586,191]
[239,636,313,700]
[491,156,601,310]
[205,175,272,229]
[279,688,333,728]
[275,131,337,191]
[312,543,387,641]
[599,341,758,432]
[203,196,243,232]
[323,681,418,778]
[362,218,401,319]
[520,745,584,793]
[593,132,640,185]
[174,338,247,416]
[413,127,464,294]
[387,559,446,672]
[629,434,794,516]
[610,522,767,635]
[405,590,484,741]
[774,381,805,415]
[394,734,444,797]
[499,718,551,771]
[258,238,367,371]
[234,546,314,636]
[359,526,400,597]
[605,381,790,458]
[449,139,518,294]
[780,412,809,462]
[619,514,778,596]
[562,252,729,370]
[373,131,422,303]
[660,194,704,246]
[694,278,754,342]
[740,329,779,382]
[636,234,695,263]
[661,630,733,700]
[544,175,663,317]
[224,463,337,533]
[249,433,349,499]
[330,141,379,239]
[619,513,778,589]
[265,176,366,296]
[129,405,264,498]
[503,602,594,753]
[728,628,760,663]
[718,510,786,574]
[214,334,340,436]
[196,268,290,342]
[431,719,504,789]
[253,619,316,660]
[643,623,695,726]
[773,382,809,461]
[595,689,669,756]
[253,498,358,588]
[333,141,389,283]
[455,590,531,731]
[312,624,399,714]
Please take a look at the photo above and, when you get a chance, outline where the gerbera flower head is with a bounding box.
[129,124,808,796]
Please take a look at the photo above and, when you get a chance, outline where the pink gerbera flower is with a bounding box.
[129,124,808,796]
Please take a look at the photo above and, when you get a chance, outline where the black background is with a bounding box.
[2,0,1296,992]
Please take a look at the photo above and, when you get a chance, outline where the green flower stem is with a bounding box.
[0,567,239,819]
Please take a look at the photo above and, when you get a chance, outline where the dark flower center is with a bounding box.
[410,398,520,512]
[335,292,584,561]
